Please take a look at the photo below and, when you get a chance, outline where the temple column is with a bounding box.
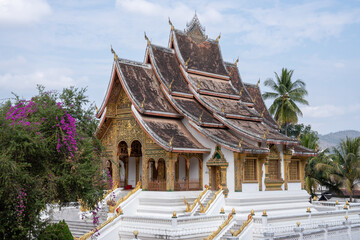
[166,152,176,191]
[300,158,306,190]
[264,156,269,191]
[283,154,292,191]
[208,166,212,188]
[220,166,228,197]
[113,154,120,189]
[234,153,245,192]
[258,158,265,191]
[199,158,203,189]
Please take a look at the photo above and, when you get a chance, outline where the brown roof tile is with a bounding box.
[225,64,253,103]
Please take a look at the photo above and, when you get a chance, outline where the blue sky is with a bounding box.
[0,0,359,134]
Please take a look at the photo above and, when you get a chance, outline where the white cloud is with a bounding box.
[0,0,51,25]
[0,68,87,93]
[303,104,360,118]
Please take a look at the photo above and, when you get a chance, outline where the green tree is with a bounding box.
[262,68,309,135]
[331,137,360,202]
[0,86,105,239]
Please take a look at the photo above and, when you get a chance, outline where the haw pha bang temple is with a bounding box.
[96,14,315,196]
[66,14,358,240]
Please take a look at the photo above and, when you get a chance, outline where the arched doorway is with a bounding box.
[129,140,142,188]
[118,141,128,188]
[147,158,166,191]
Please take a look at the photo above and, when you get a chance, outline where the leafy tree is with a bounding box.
[0,86,105,239]
[331,137,360,201]
[262,68,309,135]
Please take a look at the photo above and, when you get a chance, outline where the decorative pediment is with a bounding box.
[206,145,228,167]
[186,13,207,44]
[269,144,280,159]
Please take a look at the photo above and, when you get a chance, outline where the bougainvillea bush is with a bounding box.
[0,86,105,239]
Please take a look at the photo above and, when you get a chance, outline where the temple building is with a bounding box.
[96,14,315,197]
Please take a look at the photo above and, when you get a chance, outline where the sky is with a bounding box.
[0,0,359,135]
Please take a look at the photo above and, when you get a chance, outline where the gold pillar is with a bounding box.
[166,152,176,191]
[258,158,265,191]
[220,166,228,196]
[142,157,148,190]
[135,156,140,183]
[112,154,120,188]
[234,153,245,192]
[283,154,292,191]
[208,166,212,188]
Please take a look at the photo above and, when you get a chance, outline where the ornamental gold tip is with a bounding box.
[220,207,225,214]
[251,209,255,215]
[230,229,235,236]
[185,57,190,66]
[232,208,236,214]
[262,210,267,216]
[256,79,260,87]
[168,17,174,31]
[133,230,139,236]
[306,207,311,213]
[144,32,151,45]
[296,222,301,227]
[172,211,177,217]
[336,200,339,205]
[234,57,239,67]
[313,196,317,201]
[216,33,221,42]
[346,200,349,205]
[344,204,348,209]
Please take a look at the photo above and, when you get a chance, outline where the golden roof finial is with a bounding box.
[228,67,233,76]
[261,109,265,118]
[238,139,243,148]
[185,57,191,66]
[199,110,204,122]
[168,79,174,90]
[239,87,244,96]
[141,96,146,108]
[169,136,174,147]
[263,129,268,139]
[234,57,239,67]
[256,78,260,87]
[168,17,174,31]
[253,96,257,104]
[221,105,225,113]
[111,45,118,61]
[95,104,99,114]
[216,33,221,43]
[144,32,151,46]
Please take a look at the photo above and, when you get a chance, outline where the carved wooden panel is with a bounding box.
[268,159,281,180]
[289,160,300,181]
[244,158,257,181]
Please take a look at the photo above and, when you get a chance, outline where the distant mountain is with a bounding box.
[319,130,360,150]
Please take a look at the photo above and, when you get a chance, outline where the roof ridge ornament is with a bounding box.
[185,57,191,66]
[169,136,174,147]
[111,45,118,61]
[216,33,221,43]
[198,110,204,122]
[168,17,174,31]
[256,79,260,87]
[235,57,239,67]
[261,109,265,118]
[141,96,146,108]
[168,79,174,90]
[144,32,151,46]
[239,87,244,96]
[238,139,243,148]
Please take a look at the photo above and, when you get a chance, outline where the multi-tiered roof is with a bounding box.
[96,14,315,157]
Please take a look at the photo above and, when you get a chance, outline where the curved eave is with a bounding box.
[214,114,299,145]
[131,105,210,153]
[96,63,116,119]
[161,85,224,128]
[187,68,230,80]
[188,120,269,155]
[95,108,107,138]
[293,151,317,157]
[114,60,182,119]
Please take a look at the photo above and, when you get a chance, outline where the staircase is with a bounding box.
[221,221,244,239]
[65,220,97,238]
[194,191,215,215]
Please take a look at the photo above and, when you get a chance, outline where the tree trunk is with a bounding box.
[284,123,288,136]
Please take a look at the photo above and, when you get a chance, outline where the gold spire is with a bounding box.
[261,109,265,118]
[144,32,151,46]
[169,79,174,90]
[256,78,260,87]
[185,57,191,66]
[216,33,221,43]
[168,17,174,31]
[111,45,118,61]
[95,104,98,114]
[234,57,239,67]
[238,139,243,148]
[198,110,204,122]
[239,87,244,96]
[141,96,146,108]
[169,136,174,147]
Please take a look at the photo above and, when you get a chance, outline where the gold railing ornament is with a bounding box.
[232,208,236,215]
[313,196,317,201]
[185,185,209,213]
[204,212,234,240]
[344,204,348,210]
[172,211,177,218]
[251,209,255,216]
[233,214,253,236]
[184,197,190,212]
[133,230,139,239]
[201,185,223,213]
[220,207,225,214]
[296,222,301,227]
[345,215,349,221]
[262,210,267,216]
[78,199,89,212]
[346,200,349,205]
[77,182,142,240]
[306,207,311,213]
[199,202,205,213]
[336,200,339,205]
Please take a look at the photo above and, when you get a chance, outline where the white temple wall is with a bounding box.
[276,144,285,190]
[182,119,216,188]
[242,183,259,192]
[178,156,186,180]
[288,182,301,191]
[262,163,265,192]
[189,157,199,180]
[223,147,235,193]
[128,157,136,187]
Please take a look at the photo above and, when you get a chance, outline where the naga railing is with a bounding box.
[76,181,142,240]
[233,215,253,236]
[204,212,234,240]
[200,186,223,214]
[184,185,209,213]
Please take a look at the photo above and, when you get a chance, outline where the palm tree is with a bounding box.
[262,68,309,135]
[331,137,360,202]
